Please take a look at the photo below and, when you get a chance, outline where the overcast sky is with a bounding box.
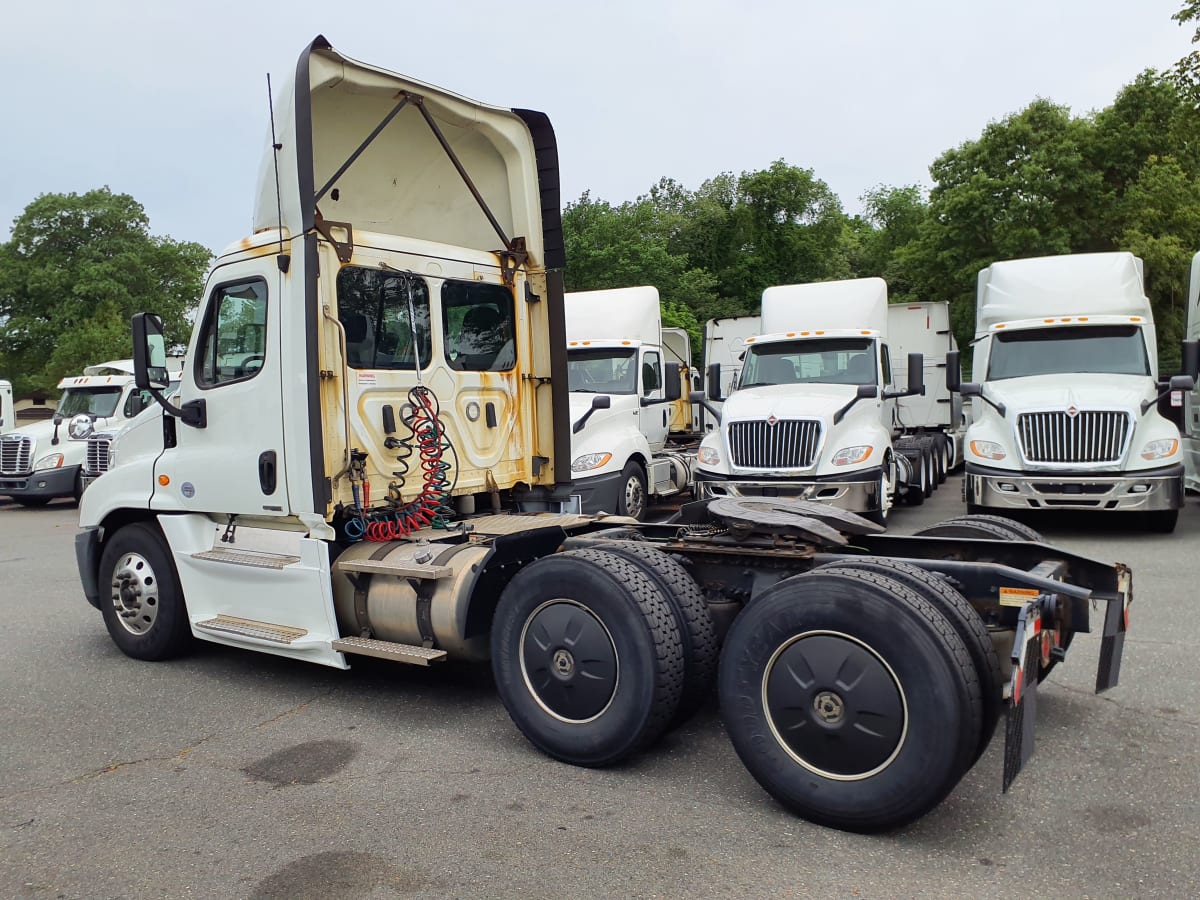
[1,1,1193,254]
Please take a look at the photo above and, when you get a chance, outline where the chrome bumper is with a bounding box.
[694,470,883,514]
[965,463,1184,512]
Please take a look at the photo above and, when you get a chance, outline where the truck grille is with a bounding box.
[0,435,33,475]
[1016,410,1130,463]
[86,433,113,474]
[728,419,822,469]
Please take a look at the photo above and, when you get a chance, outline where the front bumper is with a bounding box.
[570,469,626,515]
[695,466,884,514]
[0,464,80,499]
[965,462,1184,512]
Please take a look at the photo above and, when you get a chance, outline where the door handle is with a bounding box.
[258,450,277,495]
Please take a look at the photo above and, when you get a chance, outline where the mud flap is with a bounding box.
[1096,568,1132,694]
[1003,601,1042,792]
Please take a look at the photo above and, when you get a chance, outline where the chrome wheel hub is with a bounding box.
[110,552,160,636]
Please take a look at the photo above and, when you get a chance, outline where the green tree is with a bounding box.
[1171,0,1200,102]
[0,188,210,396]
[851,184,928,299]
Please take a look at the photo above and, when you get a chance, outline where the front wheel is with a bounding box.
[719,570,978,832]
[98,522,192,660]
[617,461,648,520]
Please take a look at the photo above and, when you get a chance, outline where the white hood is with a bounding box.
[723,383,860,422]
[985,373,1153,412]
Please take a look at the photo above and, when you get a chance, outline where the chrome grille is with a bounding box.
[1017,410,1130,463]
[86,433,113,474]
[0,435,33,475]
[728,419,822,469]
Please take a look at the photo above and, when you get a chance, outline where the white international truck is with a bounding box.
[0,380,13,434]
[0,360,178,507]
[1184,251,1200,493]
[566,286,695,518]
[75,35,1137,833]
[961,252,1196,532]
[693,278,938,525]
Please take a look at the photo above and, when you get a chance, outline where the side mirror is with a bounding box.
[591,394,611,411]
[1169,374,1196,392]
[946,350,961,392]
[856,384,877,399]
[128,393,147,417]
[907,353,925,396]
[664,362,682,402]
[1183,340,1200,380]
[706,362,723,402]
[960,382,982,398]
[52,412,64,426]
[132,313,169,390]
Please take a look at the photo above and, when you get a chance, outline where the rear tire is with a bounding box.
[719,570,980,832]
[600,542,719,725]
[491,549,684,767]
[916,515,1042,542]
[814,558,1001,765]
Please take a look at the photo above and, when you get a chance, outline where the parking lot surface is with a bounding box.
[1,482,1198,898]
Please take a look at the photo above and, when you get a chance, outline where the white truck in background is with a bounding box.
[0,359,181,506]
[566,286,694,518]
[694,277,932,525]
[961,252,1196,532]
[0,380,13,434]
[1182,251,1200,493]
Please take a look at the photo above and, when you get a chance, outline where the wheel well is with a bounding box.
[98,509,164,552]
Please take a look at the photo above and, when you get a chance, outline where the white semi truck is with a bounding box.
[0,380,13,434]
[693,278,936,525]
[76,36,1137,833]
[961,252,1196,532]
[1184,251,1200,493]
[565,286,694,518]
[0,360,177,506]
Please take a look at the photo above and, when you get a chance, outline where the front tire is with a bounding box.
[617,461,648,520]
[719,570,980,832]
[98,522,192,660]
[491,549,684,767]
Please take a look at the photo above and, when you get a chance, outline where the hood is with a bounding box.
[723,383,861,422]
[568,391,633,430]
[8,412,123,444]
[985,373,1153,412]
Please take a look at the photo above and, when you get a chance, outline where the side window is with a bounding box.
[443,280,515,371]
[337,267,431,370]
[642,351,662,395]
[196,281,268,387]
[881,344,893,386]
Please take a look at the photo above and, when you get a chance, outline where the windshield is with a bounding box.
[741,338,877,387]
[567,348,637,394]
[57,387,122,418]
[987,325,1150,380]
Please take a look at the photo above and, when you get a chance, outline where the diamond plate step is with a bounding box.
[192,548,301,569]
[334,558,452,579]
[331,636,448,666]
[194,615,308,644]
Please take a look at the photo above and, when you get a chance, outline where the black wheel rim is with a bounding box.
[520,600,619,723]
[762,631,906,779]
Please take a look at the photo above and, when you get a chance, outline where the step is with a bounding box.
[192,548,301,569]
[194,615,308,644]
[334,558,452,579]
[331,636,448,666]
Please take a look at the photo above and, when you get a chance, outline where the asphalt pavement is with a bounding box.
[0,482,1197,898]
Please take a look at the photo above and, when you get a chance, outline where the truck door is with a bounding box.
[880,343,897,431]
[155,262,289,516]
[638,349,669,451]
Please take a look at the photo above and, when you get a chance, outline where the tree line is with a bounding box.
[3,6,1198,394]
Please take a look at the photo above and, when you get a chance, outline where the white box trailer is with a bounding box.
[887,301,968,470]
[74,35,1137,834]
[1184,252,1200,492]
[0,380,13,434]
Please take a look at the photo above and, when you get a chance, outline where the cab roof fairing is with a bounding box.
[761,278,889,334]
[252,36,550,270]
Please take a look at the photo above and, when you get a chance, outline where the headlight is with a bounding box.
[969,440,1006,461]
[68,414,94,440]
[697,446,720,466]
[571,452,612,473]
[34,453,65,471]
[831,445,873,466]
[1141,438,1179,460]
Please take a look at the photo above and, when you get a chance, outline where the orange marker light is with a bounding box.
[158,475,171,486]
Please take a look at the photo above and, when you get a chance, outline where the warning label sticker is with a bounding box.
[999,586,1040,607]
[357,372,377,386]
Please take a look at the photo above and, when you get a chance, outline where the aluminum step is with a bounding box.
[192,548,301,569]
[334,558,452,579]
[331,636,448,666]
[194,615,308,644]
